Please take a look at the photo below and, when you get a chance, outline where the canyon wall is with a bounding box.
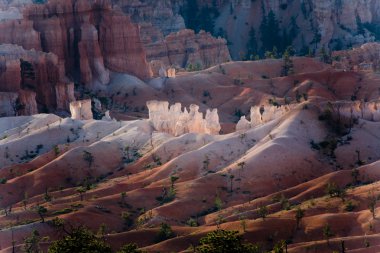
[333,43,380,71]
[0,44,73,115]
[0,0,152,88]
[112,0,380,60]
[324,100,380,122]
[147,100,221,136]
[145,29,231,70]
[113,0,185,36]
[110,0,231,70]
[0,0,156,116]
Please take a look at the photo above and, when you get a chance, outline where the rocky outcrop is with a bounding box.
[0,44,73,115]
[145,29,231,70]
[158,66,176,78]
[0,92,18,117]
[332,43,380,71]
[70,99,93,120]
[112,0,185,36]
[209,0,380,59]
[236,104,296,131]
[0,0,155,116]
[147,100,221,136]
[0,0,152,87]
[324,100,380,122]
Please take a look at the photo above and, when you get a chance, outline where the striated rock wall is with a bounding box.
[0,92,18,116]
[212,0,380,59]
[145,29,231,69]
[0,44,73,115]
[0,0,152,87]
[324,100,380,122]
[147,100,221,136]
[236,104,296,131]
[112,0,185,36]
[70,99,93,120]
[332,43,380,71]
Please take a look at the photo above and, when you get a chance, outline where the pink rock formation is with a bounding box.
[70,99,93,120]
[0,0,152,86]
[333,43,380,71]
[147,100,221,136]
[145,29,231,69]
[324,100,380,122]
[0,44,73,115]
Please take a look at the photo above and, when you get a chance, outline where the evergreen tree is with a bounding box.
[356,15,365,35]
[183,0,199,31]
[198,7,215,33]
[246,27,258,59]
[282,46,295,76]
[24,230,42,253]
[319,46,332,64]
[195,230,260,253]
[260,10,280,54]
[48,226,112,253]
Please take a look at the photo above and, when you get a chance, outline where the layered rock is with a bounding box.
[0,0,152,86]
[112,0,185,36]
[210,0,380,59]
[147,100,221,136]
[0,44,73,115]
[323,100,380,122]
[70,99,93,120]
[145,29,231,70]
[236,104,296,131]
[0,92,18,116]
[332,43,380,71]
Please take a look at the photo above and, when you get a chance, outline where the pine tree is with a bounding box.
[282,47,295,76]
[247,27,258,59]
[260,10,280,53]
[356,15,365,35]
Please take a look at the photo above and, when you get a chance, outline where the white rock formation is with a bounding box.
[70,100,93,120]
[167,68,176,78]
[102,110,113,121]
[147,100,221,136]
[158,66,176,78]
[236,116,251,132]
[236,104,296,131]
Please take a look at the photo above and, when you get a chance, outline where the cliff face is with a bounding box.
[214,0,380,58]
[111,0,231,70]
[111,0,380,61]
[145,29,231,71]
[0,0,152,87]
[112,0,185,36]
[0,44,74,115]
[0,0,155,116]
[333,43,380,71]
[22,0,152,83]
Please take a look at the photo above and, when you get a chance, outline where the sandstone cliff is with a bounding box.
[0,44,74,115]
[324,100,380,123]
[113,0,185,36]
[145,29,231,71]
[0,0,152,88]
[333,43,380,71]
